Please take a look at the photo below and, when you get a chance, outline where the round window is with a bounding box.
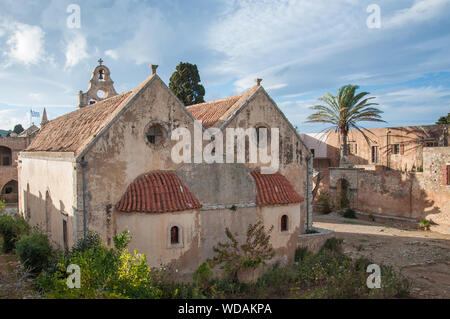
[145,121,169,147]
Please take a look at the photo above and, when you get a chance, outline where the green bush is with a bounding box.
[37,231,162,299]
[419,218,431,231]
[319,237,344,254]
[0,214,29,253]
[316,191,332,214]
[339,208,357,219]
[71,231,102,253]
[16,232,52,274]
[193,262,213,289]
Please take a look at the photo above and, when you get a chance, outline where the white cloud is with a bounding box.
[3,22,46,66]
[384,0,450,29]
[0,109,31,130]
[380,86,450,111]
[105,49,119,60]
[64,33,89,69]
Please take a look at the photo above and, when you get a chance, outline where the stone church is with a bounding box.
[18,61,311,276]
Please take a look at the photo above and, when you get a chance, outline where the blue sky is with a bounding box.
[0,0,449,133]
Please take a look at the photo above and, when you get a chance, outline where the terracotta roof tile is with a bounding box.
[186,85,259,128]
[251,170,304,206]
[25,90,134,154]
[116,171,202,213]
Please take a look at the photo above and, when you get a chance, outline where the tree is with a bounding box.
[13,124,24,135]
[169,62,205,106]
[306,85,385,165]
[436,113,450,124]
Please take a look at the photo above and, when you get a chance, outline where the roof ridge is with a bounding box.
[187,93,244,109]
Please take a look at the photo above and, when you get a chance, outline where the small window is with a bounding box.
[310,149,315,158]
[281,215,288,232]
[170,226,179,245]
[63,220,68,251]
[392,144,400,155]
[256,126,270,145]
[371,146,379,163]
[147,124,164,145]
[348,143,357,154]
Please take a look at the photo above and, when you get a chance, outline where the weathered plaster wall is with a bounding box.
[224,88,309,232]
[176,163,256,207]
[80,76,196,244]
[114,203,301,277]
[18,152,77,248]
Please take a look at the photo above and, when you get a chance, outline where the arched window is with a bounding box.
[170,226,179,245]
[281,215,288,232]
[98,68,105,81]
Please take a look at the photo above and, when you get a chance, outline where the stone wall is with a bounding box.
[0,136,29,202]
[324,147,450,232]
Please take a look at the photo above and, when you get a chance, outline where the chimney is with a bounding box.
[151,64,158,75]
[255,78,262,86]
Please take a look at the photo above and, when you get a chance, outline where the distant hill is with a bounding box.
[0,129,12,137]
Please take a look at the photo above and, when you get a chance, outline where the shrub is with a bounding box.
[193,262,213,289]
[208,221,274,281]
[16,231,52,274]
[295,247,314,262]
[319,237,344,254]
[339,208,357,219]
[37,230,162,299]
[418,218,431,231]
[316,191,332,214]
[71,231,102,253]
[339,189,350,210]
[0,199,5,213]
[0,214,29,253]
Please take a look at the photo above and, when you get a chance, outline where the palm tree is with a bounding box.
[306,84,385,165]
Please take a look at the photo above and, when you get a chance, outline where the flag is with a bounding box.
[30,109,40,118]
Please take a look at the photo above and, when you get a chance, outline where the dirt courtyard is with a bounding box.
[314,213,450,299]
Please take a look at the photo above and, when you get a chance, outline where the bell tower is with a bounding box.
[78,58,118,108]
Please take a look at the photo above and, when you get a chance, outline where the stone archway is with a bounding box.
[1,180,18,203]
[329,167,361,209]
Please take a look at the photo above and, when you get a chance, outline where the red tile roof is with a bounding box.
[116,171,202,213]
[186,85,259,128]
[25,91,134,154]
[251,170,304,206]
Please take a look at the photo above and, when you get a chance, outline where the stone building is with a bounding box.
[18,62,312,276]
[306,125,448,171]
[0,124,39,204]
[303,125,450,233]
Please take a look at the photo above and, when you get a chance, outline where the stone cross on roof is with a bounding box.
[98,58,103,65]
